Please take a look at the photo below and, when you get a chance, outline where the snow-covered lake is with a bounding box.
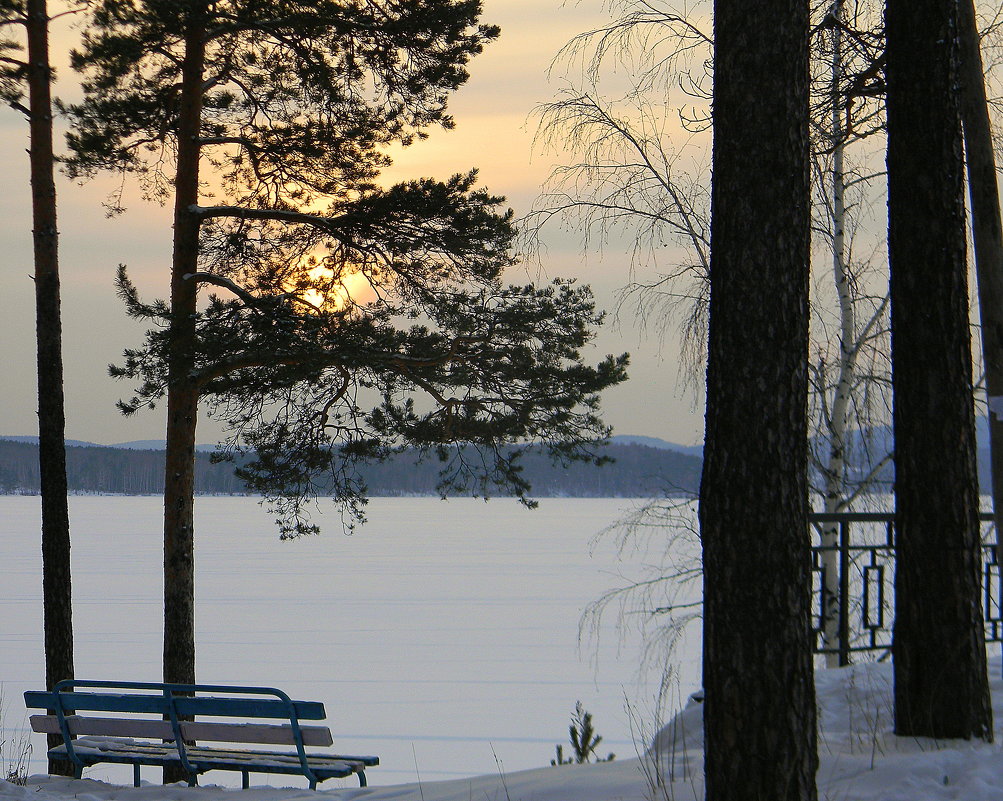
[0,496,700,788]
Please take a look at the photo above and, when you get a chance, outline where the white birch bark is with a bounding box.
[818,0,852,667]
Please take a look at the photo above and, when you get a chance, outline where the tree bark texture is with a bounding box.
[163,12,205,692]
[958,0,1003,577]
[160,11,206,785]
[27,0,75,775]
[886,0,992,740]
[700,1,817,799]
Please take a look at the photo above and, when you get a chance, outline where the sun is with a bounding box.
[294,261,378,312]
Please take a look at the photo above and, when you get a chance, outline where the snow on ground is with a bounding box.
[7,658,1003,801]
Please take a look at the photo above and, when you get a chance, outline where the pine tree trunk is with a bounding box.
[26,0,75,775]
[958,0,1003,577]
[164,6,205,688]
[700,1,816,798]
[162,15,204,784]
[886,0,992,741]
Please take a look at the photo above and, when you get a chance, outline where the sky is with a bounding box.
[0,0,706,448]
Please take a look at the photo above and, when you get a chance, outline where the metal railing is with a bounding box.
[808,512,1001,665]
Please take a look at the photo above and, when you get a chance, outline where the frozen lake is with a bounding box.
[0,496,700,788]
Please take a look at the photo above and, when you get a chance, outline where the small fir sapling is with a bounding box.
[551,701,615,765]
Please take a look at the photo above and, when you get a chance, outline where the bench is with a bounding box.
[25,680,379,789]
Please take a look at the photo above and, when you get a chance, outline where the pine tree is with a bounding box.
[65,0,628,710]
[700,0,817,798]
[1,0,75,775]
[886,0,992,740]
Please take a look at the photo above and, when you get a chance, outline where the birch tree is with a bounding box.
[531,0,892,669]
[808,0,890,666]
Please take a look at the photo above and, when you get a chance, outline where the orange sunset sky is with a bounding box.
[0,0,704,447]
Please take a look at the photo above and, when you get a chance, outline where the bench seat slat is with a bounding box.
[29,715,335,747]
[185,746,379,768]
[48,741,373,780]
[24,691,326,720]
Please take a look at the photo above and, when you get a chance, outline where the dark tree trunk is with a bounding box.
[886,0,992,741]
[164,8,205,689]
[959,0,1003,579]
[26,0,75,775]
[699,1,816,799]
[161,10,205,785]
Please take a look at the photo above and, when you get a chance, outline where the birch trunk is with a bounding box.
[819,0,853,668]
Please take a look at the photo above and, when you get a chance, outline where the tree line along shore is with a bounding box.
[0,438,702,498]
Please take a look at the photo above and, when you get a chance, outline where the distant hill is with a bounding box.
[0,438,702,498]
[1,435,104,449]
[0,439,246,495]
[611,434,674,449]
[808,422,992,490]
[4,436,220,452]
[110,440,219,452]
[358,442,701,498]
[109,439,171,450]
[8,420,999,499]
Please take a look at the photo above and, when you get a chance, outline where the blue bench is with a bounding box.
[25,680,378,789]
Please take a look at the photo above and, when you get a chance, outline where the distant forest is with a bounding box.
[0,439,702,498]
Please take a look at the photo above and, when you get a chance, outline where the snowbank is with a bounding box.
[7,658,1003,801]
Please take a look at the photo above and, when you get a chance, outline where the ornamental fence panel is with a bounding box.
[808,512,1001,665]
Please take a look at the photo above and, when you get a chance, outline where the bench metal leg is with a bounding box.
[359,770,367,787]
[133,764,141,787]
[242,771,249,790]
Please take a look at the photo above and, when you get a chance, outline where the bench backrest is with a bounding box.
[25,680,335,784]
[25,681,326,721]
